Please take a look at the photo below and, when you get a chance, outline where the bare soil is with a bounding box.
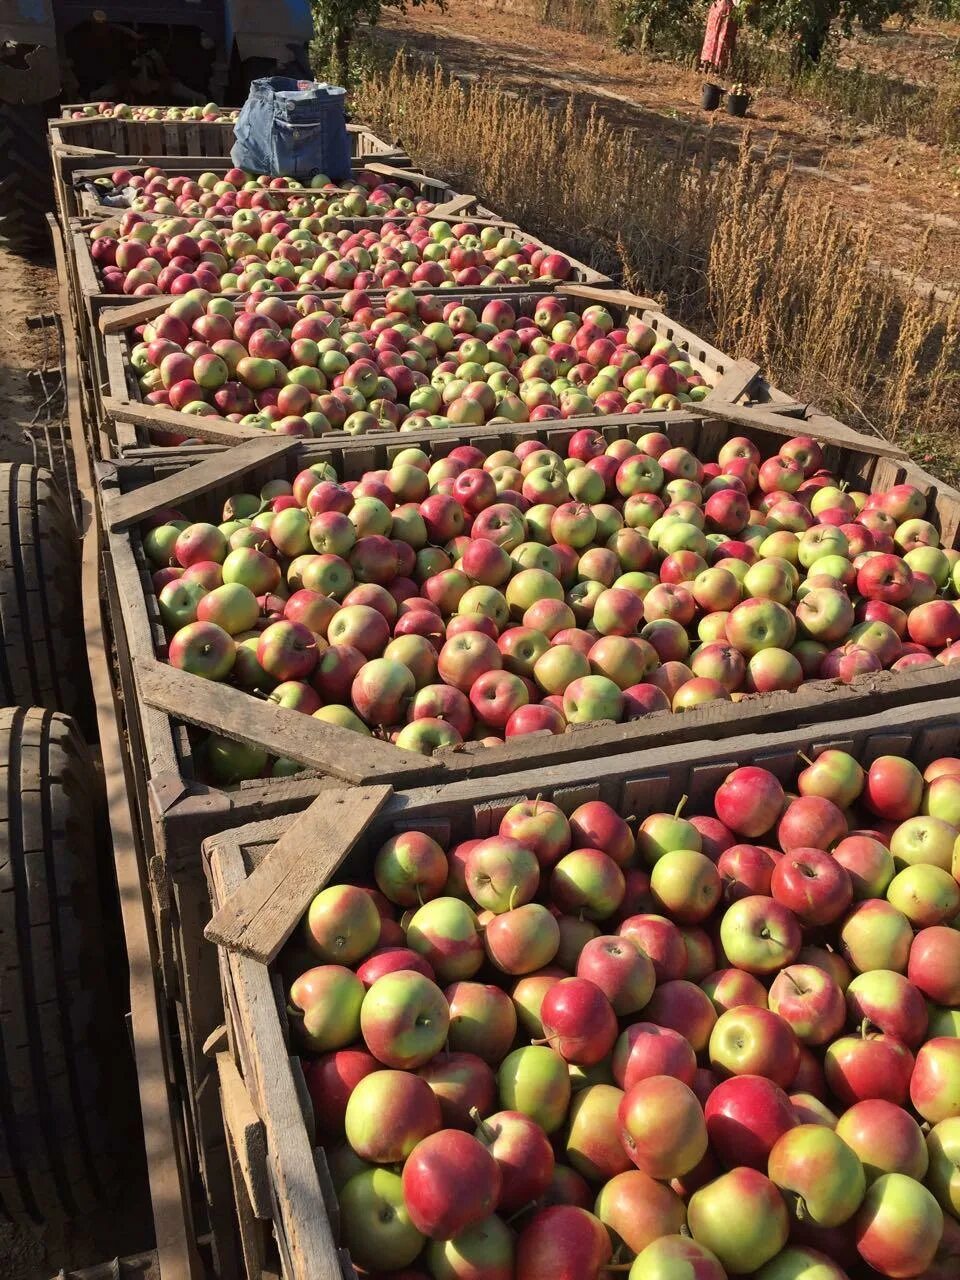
[0,248,60,468]
[377,0,960,295]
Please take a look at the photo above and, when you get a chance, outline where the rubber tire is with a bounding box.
[0,102,54,257]
[0,463,93,731]
[0,706,132,1226]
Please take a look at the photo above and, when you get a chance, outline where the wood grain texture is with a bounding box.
[702,402,908,458]
[102,435,298,530]
[704,359,762,404]
[216,1051,271,1217]
[102,396,268,445]
[205,785,391,961]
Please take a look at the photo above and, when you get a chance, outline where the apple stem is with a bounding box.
[509,885,518,911]
[793,1193,807,1222]
[504,1201,537,1224]
[416,883,425,907]
[674,794,688,818]
[797,752,814,766]
[469,1107,496,1142]
[860,1016,873,1039]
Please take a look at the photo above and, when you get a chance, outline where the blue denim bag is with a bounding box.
[231,78,351,180]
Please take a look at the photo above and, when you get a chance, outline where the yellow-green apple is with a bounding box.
[835,1099,928,1183]
[840,899,913,973]
[714,767,785,838]
[618,913,687,983]
[473,1108,555,1212]
[465,837,539,914]
[700,966,768,1013]
[753,1245,849,1280]
[719,895,801,975]
[853,1172,943,1278]
[595,1169,686,1257]
[629,1234,725,1280]
[798,748,865,807]
[539,977,617,1065]
[374,830,448,907]
[612,1022,696,1091]
[418,1051,496,1130]
[832,834,895,899]
[768,1123,866,1226]
[576,935,655,1015]
[515,1205,611,1280]
[406,896,484,982]
[425,1214,514,1280]
[499,798,570,867]
[824,1030,915,1106]
[562,674,624,724]
[305,882,381,963]
[510,969,564,1039]
[635,800,701,865]
[445,981,517,1064]
[565,1083,631,1182]
[437,630,502,692]
[922,772,960,825]
[844,969,928,1047]
[796,587,855,644]
[768,964,845,1044]
[168,619,235,679]
[888,864,960,926]
[726,598,796,657]
[770,847,852,926]
[339,1167,424,1270]
[709,1006,800,1087]
[650,849,721,924]
[485,903,560,974]
[908,925,960,1005]
[704,1074,797,1170]
[926,1116,960,1217]
[288,964,364,1051]
[910,1037,960,1124]
[497,1045,571,1133]
[327,603,390,656]
[618,1076,707,1179]
[360,969,450,1068]
[687,1166,790,1273]
[890,813,956,871]
[550,849,625,920]
[344,1068,442,1162]
[402,1129,501,1239]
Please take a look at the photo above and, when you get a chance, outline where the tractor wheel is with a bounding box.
[0,103,54,257]
[0,706,133,1226]
[0,463,93,731]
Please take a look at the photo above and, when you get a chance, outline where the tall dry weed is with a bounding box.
[357,56,960,463]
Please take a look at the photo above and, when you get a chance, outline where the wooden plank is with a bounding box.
[704,359,762,404]
[102,435,299,530]
[133,657,439,784]
[102,396,268,445]
[216,1052,271,1217]
[430,193,478,218]
[100,297,173,334]
[205,785,392,963]
[564,283,661,308]
[702,402,908,459]
[212,845,342,1280]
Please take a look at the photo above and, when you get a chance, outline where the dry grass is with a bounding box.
[357,56,960,476]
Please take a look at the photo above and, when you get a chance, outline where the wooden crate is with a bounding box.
[202,696,960,1279]
[92,284,784,461]
[49,124,409,233]
[96,404,956,881]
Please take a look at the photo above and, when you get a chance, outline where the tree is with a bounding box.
[312,0,444,82]
[614,0,915,65]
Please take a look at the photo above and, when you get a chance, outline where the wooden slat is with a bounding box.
[101,396,268,445]
[564,283,663,311]
[430,193,478,217]
[212,845,341,1280]
[133,657,438,784]
[205,785,392,962]
[704,359,762,404]
[100,297,173,334]
[216,1052,271,1217]
[703,402,908,458]
[102,435,299,530]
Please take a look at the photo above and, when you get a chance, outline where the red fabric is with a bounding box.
[701,0,738,72]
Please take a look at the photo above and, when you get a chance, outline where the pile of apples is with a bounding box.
[89,215,577,297]
[142,425,960,781]
[284,756,960,1278]
[67,101,237,122]
[91,165,430,221]
[126,292,708,434]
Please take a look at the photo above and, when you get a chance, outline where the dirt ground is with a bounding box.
[376,0,960,296]
[0,247,60,468]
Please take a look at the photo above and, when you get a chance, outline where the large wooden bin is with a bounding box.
[202,695,960,1279]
